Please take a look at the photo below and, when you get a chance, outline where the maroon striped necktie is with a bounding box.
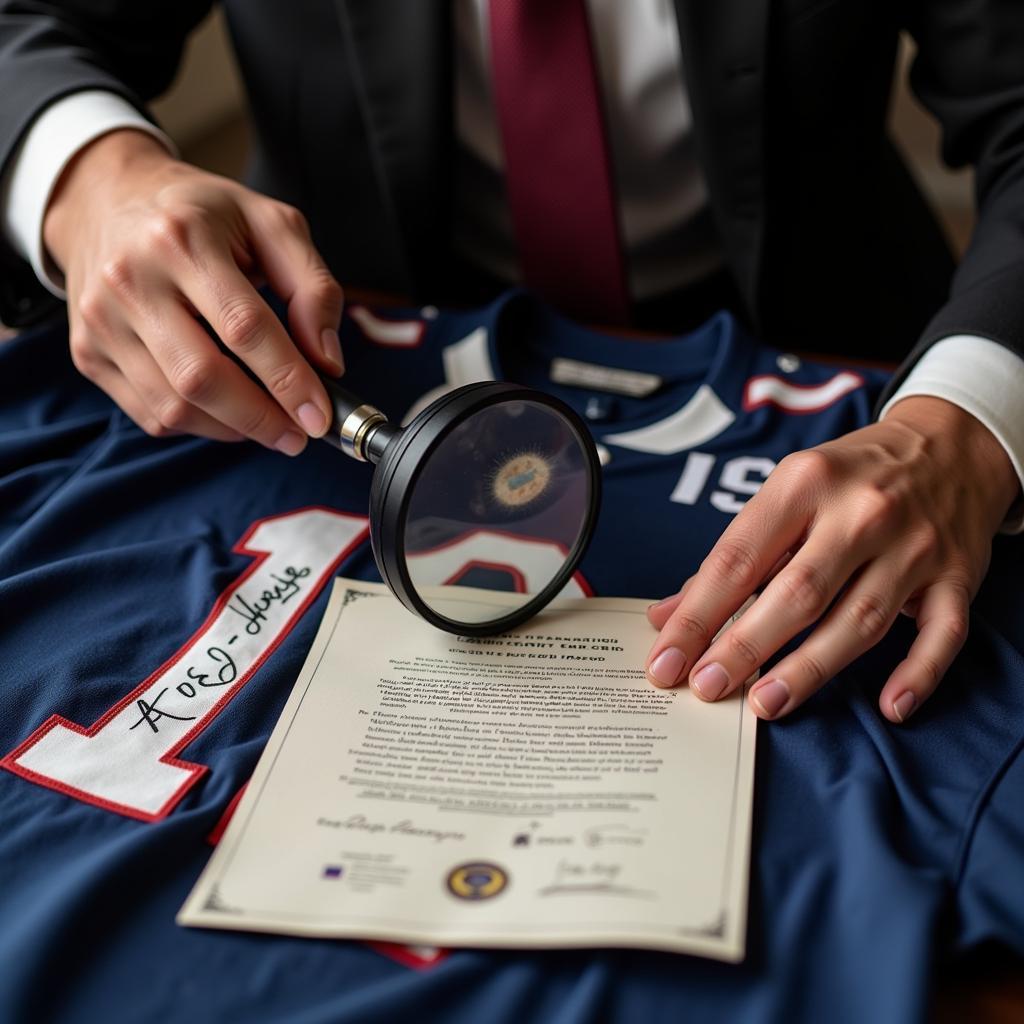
[488,0,631,325]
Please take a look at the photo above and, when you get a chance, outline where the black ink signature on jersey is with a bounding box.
[128,688,197,734]
[228,565,312,635]
[126,645,238,734]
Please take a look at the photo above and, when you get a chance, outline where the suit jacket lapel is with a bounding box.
[672,0,770,325]
[335,0,452,295]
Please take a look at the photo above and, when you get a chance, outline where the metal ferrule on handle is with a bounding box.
[319,375,396,462]
[338,404,388,461]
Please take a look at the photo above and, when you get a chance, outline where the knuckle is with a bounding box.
[793,649,829,690]
[946,577,973,606]
[846,488,901,546]
[669,611,712,646]
[68,329,97,376]
[725,630,761,668]
[907,523,942,565]
[915,655,944,690]
[99,256,135,297]
[777,563,832,617]
[780,448,834,490]
[156,395,192,431]
[939,612,969,651]
[142,417,169,438]
[704,539,761,591]
[266,361,303,398]
[76,290,107,331]
[309,269,344,308]
[238,399,275,440]
[845,593,891,643]
[276,202,310,236]
[146,210,192,254]
[171,355,219,403]
[219,298,267,354]
[860,486,900,527]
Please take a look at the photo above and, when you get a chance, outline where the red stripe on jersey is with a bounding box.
[367,942,451,970]
[207,781,249,846]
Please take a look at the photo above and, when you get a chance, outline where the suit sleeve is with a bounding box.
[0,0,213,327]
[876,1,1024,409]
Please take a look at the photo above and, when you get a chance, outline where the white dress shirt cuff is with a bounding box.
[879,335,1024,534]
[0,90,176,299]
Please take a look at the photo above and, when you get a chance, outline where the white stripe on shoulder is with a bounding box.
[349,305,425,347]
[602,385,735,455]
[743,371,864,414]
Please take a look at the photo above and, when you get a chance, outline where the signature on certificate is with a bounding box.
[537,858,655,900]
[317,814,466,844]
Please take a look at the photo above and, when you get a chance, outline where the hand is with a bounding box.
[43,129,345,454]
[644,396,1020,723]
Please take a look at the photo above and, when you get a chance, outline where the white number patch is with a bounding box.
[2,508,369,821]
[670,452,777,514]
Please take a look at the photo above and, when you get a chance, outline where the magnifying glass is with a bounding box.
[318,378,601,636]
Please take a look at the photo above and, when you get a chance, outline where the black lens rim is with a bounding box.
[369,381,601,637]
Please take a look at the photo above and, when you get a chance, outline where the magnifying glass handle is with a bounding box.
[318,374,395,462]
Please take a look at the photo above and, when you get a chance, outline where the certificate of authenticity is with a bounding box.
[179,580,757,961]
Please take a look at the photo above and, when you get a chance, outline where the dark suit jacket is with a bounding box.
[1,0,1023,406]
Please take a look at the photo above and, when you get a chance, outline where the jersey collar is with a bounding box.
[441,289,757,454]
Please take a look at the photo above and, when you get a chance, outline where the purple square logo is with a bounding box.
[322,865,344,879]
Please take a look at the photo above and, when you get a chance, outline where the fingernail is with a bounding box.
[751,678,790,719]
[892,691,917,724]
[692,663,729,702]
[648,647,687,688]
[648,596,674,612]
[274,430,306,456]
[297,401,327,436]
[321,328,344,374]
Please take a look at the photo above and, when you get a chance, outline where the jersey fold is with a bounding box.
[0,290,1021,1024]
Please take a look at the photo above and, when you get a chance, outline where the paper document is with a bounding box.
[179,579,757,961]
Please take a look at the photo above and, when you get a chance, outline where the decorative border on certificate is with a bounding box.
[179,581,757,962]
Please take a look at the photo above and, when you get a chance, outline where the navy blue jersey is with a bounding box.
[1,290,1022,1023]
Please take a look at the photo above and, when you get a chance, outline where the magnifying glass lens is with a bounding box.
[402,400,592,623]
